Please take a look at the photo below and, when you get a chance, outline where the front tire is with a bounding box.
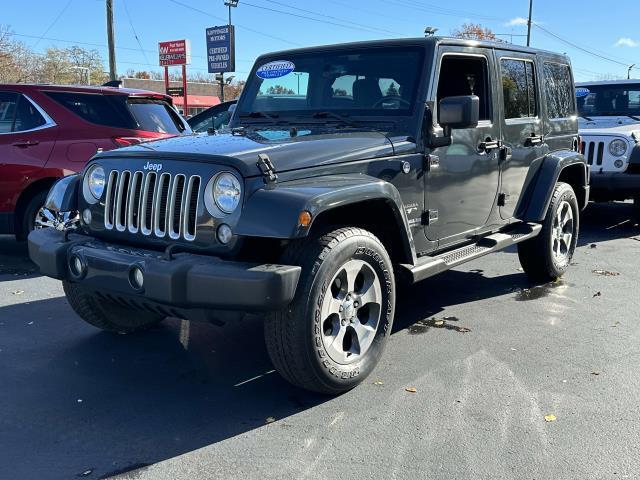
[518,182,579,282]
[63,281,164,334]
[265,227,395,394]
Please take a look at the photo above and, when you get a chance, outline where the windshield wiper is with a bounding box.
[579,115,593,121]
[311,111,357,127]
[239,111,280,122]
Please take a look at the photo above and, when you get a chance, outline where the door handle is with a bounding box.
[12,140,40,148]
[478,138,502,152]
[525,134,544,147]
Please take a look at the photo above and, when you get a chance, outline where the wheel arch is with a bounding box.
[518,151,588,223]
[14,176,59,235]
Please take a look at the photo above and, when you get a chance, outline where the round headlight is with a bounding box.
[213,173,241,214]
[87,165,105,199]
[609,139,627,157]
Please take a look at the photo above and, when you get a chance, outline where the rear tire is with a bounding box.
[63,281,164,334]
[518,182,579,282]
[264,227,395,394]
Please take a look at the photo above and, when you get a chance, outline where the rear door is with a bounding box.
[0,92,57,211]
[495,51,549,219]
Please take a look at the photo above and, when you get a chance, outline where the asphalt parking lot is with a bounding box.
[1,202,640,480]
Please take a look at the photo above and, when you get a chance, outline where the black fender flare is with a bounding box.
[518,151,589,222]
[236,174,416,263]
[44,174,80,212]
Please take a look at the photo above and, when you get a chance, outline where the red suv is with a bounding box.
[0,84,190,239]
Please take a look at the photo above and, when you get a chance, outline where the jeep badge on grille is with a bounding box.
[143,162,162,172]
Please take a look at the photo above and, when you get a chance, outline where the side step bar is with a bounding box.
[400,222,542,284]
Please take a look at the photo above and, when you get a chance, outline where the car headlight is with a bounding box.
[87,165,105,199]
[609,139,628,157]
[213,173,241,214]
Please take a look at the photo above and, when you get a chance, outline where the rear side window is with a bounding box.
[14,95,46,132]
[543,62,575,119]
[45,91,184,133]
[500,59,537,119]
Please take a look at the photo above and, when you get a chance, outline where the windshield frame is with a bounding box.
[233,45,429,130]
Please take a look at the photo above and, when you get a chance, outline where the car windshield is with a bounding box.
[236,47,425,122]
[577,83,640,117]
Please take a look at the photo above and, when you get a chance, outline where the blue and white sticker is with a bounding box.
[576,87,591,98]
[256,60,295,79]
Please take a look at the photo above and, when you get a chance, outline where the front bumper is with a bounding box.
[590,172,640,196]
[28,228,301,312]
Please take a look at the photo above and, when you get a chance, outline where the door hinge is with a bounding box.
[424,154,440,171]
[422,209,439,225]
[497,193,507,207]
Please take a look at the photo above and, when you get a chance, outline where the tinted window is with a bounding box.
[238,48,424,117]
[543,62,575,119]
[0,92,18,133]
[189,106,233,133]
[13,95,46,132]
[437,55,492,121]
[577,83,640,117]
[127,99,185,134]
[501,59,537,119]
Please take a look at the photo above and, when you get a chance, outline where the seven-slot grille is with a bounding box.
[104,170,201,241]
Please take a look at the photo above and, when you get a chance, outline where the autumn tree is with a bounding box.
[451,23,501,42]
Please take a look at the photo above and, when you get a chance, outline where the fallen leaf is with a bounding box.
[11,290,24,295]
[405,387,417,393]
[544,414,557,422]
[590,244,597,249]
[593,291,602,298]
[265,416,275,423]
[591,371,600,376]
[434,320,445,327]
[593,270,620,277]
[612,321,621,328]
[373,380,384,386]
[455,326,471,333]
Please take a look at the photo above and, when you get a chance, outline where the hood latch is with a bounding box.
[257,153,278,185]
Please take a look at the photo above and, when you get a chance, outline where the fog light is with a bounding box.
[129,266,144,290]
[82,209,92,224]
[69,255,85,278]
[217,224,233,244]
[614,159,624,169]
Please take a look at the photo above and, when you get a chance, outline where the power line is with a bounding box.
[166,0,301,47]
[31,0,74,48]
[533,22,638,71]
[123,0,150,65]
[246,0,405,36]
[375,0,505,22]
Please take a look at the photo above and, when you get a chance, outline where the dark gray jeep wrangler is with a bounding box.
[29,37,589,394]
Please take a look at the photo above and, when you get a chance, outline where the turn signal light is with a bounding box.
[298,211,312,227]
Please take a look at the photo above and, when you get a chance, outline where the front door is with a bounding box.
[495,51,549,219]
[425,49,501,246]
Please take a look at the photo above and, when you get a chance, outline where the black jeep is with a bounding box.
[29,37,589,394]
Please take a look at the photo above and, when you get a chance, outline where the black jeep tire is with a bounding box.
[17,190,48,241]
[264,227,395,394]
[518,182,579,282]
[63,281,164,334]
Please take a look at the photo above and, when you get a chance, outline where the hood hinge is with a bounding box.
[257,153,278,185]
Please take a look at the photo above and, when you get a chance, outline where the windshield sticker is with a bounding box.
[576,87,590,98]
[256,60,295,79]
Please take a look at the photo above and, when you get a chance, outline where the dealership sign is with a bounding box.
[158,39,191,66]
[206,25,235,73]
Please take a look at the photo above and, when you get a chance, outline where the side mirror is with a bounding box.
[438,95,480,130]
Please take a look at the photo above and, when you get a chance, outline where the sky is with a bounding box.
[4,0,640,84]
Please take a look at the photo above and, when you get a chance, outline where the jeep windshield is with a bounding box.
[235,47,425,125]
[577,83,640,118]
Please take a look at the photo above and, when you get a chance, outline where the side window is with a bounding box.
[0,92,19,133]
[13,95,46,132]
[500,59,537,119]
[437,55,492,122]
[45,91,134,129]
[543,62,574,119]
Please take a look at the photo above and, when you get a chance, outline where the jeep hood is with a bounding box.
[579,116,640,130]
[579,122,640,138]
[103,128,398,177]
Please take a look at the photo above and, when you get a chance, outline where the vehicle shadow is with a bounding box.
[0,235,39,280]
[578,201,640,246]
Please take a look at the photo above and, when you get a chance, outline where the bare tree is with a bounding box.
[451,23,502,42]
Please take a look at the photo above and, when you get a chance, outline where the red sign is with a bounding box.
[158,39,191,66]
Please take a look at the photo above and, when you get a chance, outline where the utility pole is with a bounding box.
[629,64,636,80]
[106,0,117,81]
[526,0,533,47]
